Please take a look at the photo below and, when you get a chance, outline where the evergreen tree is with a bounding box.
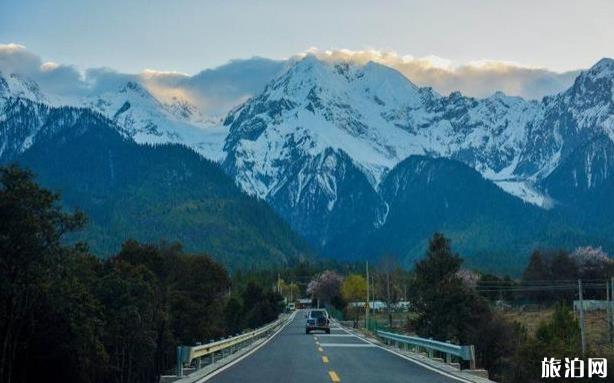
[0,166,85,383]
[523,250,549,281]
[411,233,469,341]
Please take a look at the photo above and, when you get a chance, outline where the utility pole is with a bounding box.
[277,273,281,294]
[607,280,612,343]
[365,261,369,330]
[578,279,586,355]
[386,270,391,328]
[404,284,407,302]
[611,277,614,343]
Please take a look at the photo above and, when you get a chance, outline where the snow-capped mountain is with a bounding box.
[0,71,49,104]
[224,56,614,202]
[222,55,614,261]
[2,55,613,268]
[1,70,56,160]
[0,71,230,162]
[223,55,431,197]
[222,56,544,203]
[516,58,613,180]
[81,81,228,161]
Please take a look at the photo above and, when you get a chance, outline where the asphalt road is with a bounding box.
[206,310,467,383]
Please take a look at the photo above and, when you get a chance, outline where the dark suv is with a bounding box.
[305,309,330,334]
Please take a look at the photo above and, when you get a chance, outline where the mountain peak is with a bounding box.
[591,57,614,70]
[119,81,152,98]
[582,57,614,80]
[0,71,47,103]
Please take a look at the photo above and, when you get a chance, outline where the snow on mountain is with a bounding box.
[223,55,434,199]
[0,71,54,159]
[223,56,614,210]
[494,180,552,208]
[81,81,228,161]
[0,71,229,162]
[513,58,614,184]
[3,56,613,211]
[0,70,49,105]
[223,55,549,206]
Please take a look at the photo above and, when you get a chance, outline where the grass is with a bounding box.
[500,307,614,353]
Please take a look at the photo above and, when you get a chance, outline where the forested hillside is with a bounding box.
[4,104,313,269]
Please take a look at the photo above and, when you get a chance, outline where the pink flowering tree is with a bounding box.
[456,269,479,288]
[307,270,343,306]
[572,246,613,278]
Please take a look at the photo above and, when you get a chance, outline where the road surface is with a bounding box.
[206,310,468,383]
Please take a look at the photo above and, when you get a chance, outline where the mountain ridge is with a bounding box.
[1,98,313,269]
[2,56,613,272]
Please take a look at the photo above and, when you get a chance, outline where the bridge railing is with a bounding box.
[175,314,288,377]
[376,329,476,369]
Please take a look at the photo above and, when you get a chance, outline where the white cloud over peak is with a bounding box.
[0,43,586,115]
[0,43,86,96]
[302,48,580,99]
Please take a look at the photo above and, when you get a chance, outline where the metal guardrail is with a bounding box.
[175,315,288,377]
[376,330,476,369]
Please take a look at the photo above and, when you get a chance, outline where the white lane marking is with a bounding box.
[319,343,375,347]
[199,311,297,382]
[317,334,357,337]
[332,321,474,383]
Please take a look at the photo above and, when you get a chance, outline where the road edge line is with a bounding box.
[197,311,296,382]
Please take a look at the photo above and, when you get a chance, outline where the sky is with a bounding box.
[0,1,612,103]
[1,0,612,74]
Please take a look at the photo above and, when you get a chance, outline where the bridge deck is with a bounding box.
[206,310,467,383]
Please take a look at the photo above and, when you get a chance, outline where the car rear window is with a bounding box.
[310,310,326,318]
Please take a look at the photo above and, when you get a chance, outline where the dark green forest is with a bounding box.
[10,107,313,270]
[0,165,285,383]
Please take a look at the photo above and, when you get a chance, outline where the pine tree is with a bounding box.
[0,165,85,383]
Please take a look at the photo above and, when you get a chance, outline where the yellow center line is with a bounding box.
[322,355,329,363]
[329,370,341,382]
[316,341,320,345]
[318,346,324,352]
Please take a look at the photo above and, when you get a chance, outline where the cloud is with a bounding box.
[303,48,580,99]
[0,44,285,117]
[0,43,583,114]
[0,43,86,96]
[177,58,286,116]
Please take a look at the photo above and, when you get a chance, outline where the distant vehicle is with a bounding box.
[296,298,313,309]
[287,302,296,311]
[305,309,330,334]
